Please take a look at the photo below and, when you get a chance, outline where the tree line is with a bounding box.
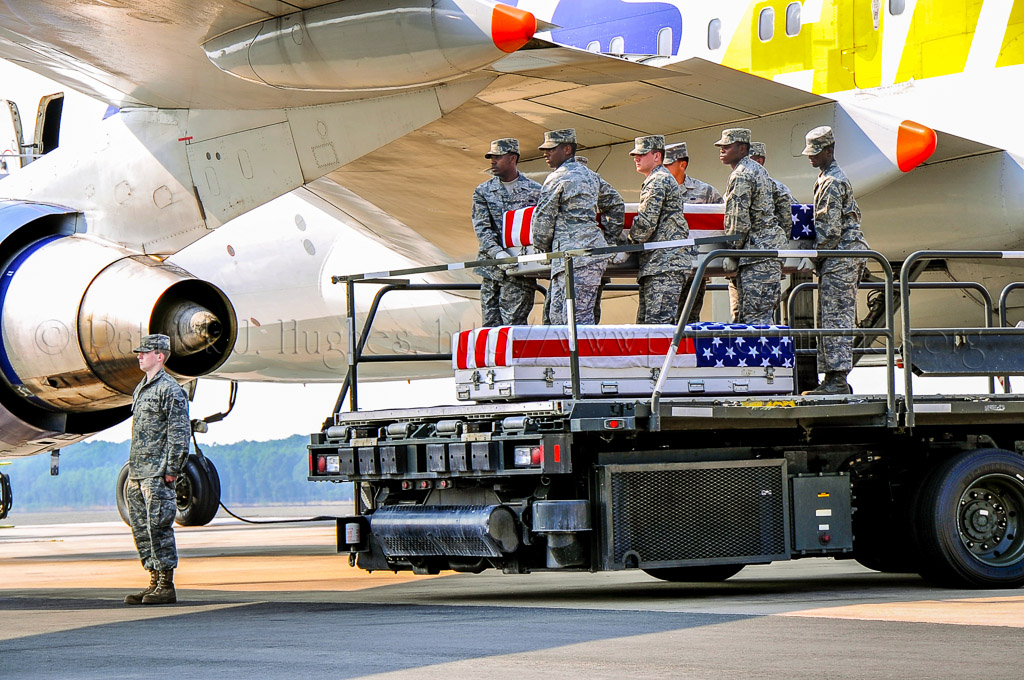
[2,435,352,511]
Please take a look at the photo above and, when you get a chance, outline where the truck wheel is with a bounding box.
[915,449,1024,588]
[175,454,220,527]
[642,564,745,582]
[852,476,923,574]
[115,462,131,525]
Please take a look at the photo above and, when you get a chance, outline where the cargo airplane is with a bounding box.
[0,0,1016,521]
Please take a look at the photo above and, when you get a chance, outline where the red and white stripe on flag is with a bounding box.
[623,202,725,233]
[453,325,697,370]
[502,206,535,248]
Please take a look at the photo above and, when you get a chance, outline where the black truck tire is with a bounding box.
[642,564,745,582]
[915,448,1024,588]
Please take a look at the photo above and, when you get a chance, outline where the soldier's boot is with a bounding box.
[142,569,176,605]
[123,570,158,605]
[802,371,852,395]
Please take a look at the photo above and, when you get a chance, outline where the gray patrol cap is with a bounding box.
[485,138,520,158]
[802,126,835,155]
[133,333,171,353]
[663,142,688,164]
[629,134,665,156]
[714,128,751,146]
[538,128,576,149]
[748,141,767,158]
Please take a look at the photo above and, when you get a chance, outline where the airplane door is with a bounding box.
[30,92,64,163]
[0,99,25,174]
[850,0,883,88]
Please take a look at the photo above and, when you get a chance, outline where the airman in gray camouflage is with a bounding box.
[124,334,190,605]
[573,155,626,325]
[533,128,609,325]
[628,135,691,324]
[664,141,723,323]
[472,137,542,326]
[801,126,869,395]
[717,128,787,325]
[749,141,796,240]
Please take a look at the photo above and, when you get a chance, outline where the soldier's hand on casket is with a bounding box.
[609,251,631,265]
[495,249,518,271]
[796,257,815,272]
[721,256,738,273]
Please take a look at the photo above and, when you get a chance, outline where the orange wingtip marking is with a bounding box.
[492,4,536,53]
[897,120,937,172]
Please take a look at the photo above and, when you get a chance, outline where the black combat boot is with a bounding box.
[802,371,852,395]
[142,569,177,604]
[124,570,158,605]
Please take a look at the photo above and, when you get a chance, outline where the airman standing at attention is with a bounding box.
[472,137,542,327]
[749,141,796,247]
[716,128,787,325]
[123,333,190,606]
[532,128,608,325]
[663,141,722,323]
[627,135,691,324]
[801,126,869,395]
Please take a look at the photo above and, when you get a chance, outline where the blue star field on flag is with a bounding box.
[790,203,814,240]
[687,322,795,368]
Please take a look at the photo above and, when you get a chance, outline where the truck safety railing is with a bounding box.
[787,280,998,393]
[900,250,1024,427]
[997,282,1024,394]
[331,233,737,412]
[649,249,897,429]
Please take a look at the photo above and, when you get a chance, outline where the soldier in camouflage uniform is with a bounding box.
[628,135,691,323]
[663,141,722,323]
[749,142,797,248]
[716,128,787,325]
[574,155,626,324]
[801,126,869,395]
[123,334,190,605]
[472,138,542,326]
[533,128,608,325]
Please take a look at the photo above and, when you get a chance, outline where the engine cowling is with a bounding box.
[0,201,236,458]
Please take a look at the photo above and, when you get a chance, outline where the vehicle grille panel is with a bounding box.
[605,461,788,568]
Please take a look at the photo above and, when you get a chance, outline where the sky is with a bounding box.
[0,60,1010,447]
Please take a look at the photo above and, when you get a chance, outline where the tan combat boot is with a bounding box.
[124,570,158,605]
[142,569,177,604]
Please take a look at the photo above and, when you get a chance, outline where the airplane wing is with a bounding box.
[325,54,827,262]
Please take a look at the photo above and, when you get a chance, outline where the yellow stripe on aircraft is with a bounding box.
[996,0,1024,67]
[895,0,985,81]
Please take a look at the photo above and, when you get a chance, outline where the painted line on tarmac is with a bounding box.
[779,596,1024,628]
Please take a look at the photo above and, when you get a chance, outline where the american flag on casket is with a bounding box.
[502,203,816,251]
[690,322,794,369]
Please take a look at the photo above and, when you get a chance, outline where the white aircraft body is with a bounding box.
[0,0,1019,519]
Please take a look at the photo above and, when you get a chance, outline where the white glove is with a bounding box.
[609,251,631,265]
[721,256,738,273]
[495,249,518,272]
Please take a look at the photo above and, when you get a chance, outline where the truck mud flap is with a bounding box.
[370,504,519,558]
[598,460,791,570]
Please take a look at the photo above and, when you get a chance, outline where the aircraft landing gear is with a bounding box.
[115,453,222,527]
[1,470,12,520]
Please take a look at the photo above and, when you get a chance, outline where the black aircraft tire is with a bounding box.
[199,456,221,522]
[175,454,219,527]
[115,462,131,526]
[915,449,1024,589]
[642,564,746,582]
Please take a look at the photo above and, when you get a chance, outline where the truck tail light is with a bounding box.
[316,454,340,474]
[514,445,542,467]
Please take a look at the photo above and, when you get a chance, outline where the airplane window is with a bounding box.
[759,8,774,42]
[610,36,625,54]
[708,19,722,50]
[587,40,600,53]
[889,0,905,14]
[657,27,673,57]
[786,3,801,37]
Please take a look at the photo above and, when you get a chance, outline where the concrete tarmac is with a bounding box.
[2,514,1023,679]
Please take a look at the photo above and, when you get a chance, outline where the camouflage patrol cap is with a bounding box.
[663,142,688,164]
[629,134,665,156]
[485,138,520,158]
[575,156,589,166]
[802,126,835,155]
[538,128,577,149]
[133,333,171,353]
[714,128,751,146]
[748,141,767,158]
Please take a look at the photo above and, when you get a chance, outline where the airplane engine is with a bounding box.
[0,201,236,459]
